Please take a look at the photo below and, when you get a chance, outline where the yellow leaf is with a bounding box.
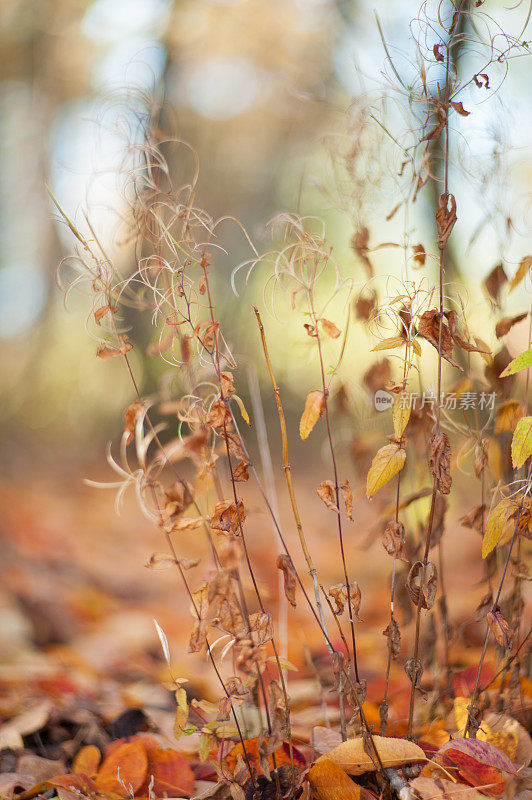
[267,656,298,671]
[486,436,503,481]
[393,392,411,438]
[366,444,406,499]
[508,255,532,293]
[318,735,426,775]
[412,339,422,357]
[482,499,516,558]
[371,335,405,352]
[511,416,532,469]
[233,394,251,426]
[300,390,326,440]
[494,400,525,434]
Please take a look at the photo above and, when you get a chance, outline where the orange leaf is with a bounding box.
[137,747,195,798]
[224,737,305,777]
[95,740,148,797]
[300,390,326,440]
[72,745,101,778]
[308,758,374,800]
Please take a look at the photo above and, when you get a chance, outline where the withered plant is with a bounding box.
[56,1,531,798]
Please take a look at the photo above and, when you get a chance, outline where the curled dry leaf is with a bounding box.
[450,101,470,116]
[407,561,438,610]
[486,609,513,649]
[319,318,341,339]
[363,359,391,393]
[94,304,117,325]
[433,44,444,62]
[172,516,204,531]
[276,554,297,608]
[366,444,406,499]
[382,520,407,560]
[233,460,250,482]
[429,432,452,495]
[165,479,193,517]
[124,400,144,445]
[412,244,426,266]
[210,499,245,534]
[317,735,425,775]
[340,479,354,521]
[189,583,209,653]
[495,312,528,339]
[383,617,401,658]
[436,193,457,249]
[300,390,326,440]
[511,416,532,469]
[328,582,361,618]
[220,371,235,397]
[207,399,231,428]
[459,504,487,534]
[146,552,177,570]
[317,480,339,513]
[354,292,376,321]
[417,310,460,368]
[249,611,273,644]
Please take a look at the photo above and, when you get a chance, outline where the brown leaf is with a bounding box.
[249,611,274,644]
[354,292,376,321]
[484,263,507,304]
[328,582,361,618]
[494,399,525,434]
[423,106,447,142]
[433,44,444,62]
[428,494,447,549]
[382,520,408,560]
[217,536,242,570]
[210,499,245,534]
[189,583,209,653]
[94,304,117,325]
[340,479,353,521]
[436,193,457,250]
[363,359,391,393]
[233,460,250,482]
[319,318,341,339]
[450,101,470,116]
[445,310,491,354]
[412,244,426,266]
[417,309,460,368]
[429,432,452,494]
[207,399,231,428]
[487,609,513,649]
[508,255,532,293]
[473,72,490,89]
[276,554,297,608]
[317,480,339,513]
[459,505,487,534]
[300,390,326,440]
[165,479,193,517]
[172,516,204,531]
[383,617,401,658]
[220,371,236,397]
[351,227,373,276]
[495,312,528,338]
[221,431,247,462]
[407,561,438,609]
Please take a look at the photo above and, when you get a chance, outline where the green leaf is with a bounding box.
[499,348,532,377]
[482,499,515,558]
[511,416,532,469]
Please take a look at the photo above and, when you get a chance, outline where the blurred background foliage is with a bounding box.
[0,0,530,475]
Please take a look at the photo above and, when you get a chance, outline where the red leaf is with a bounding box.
[442,749,504,796]
[137,747,195,798]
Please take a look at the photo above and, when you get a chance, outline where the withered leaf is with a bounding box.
[299,390,326,440]
[340,479,354,521]
[172,516,204,531]
[220,371,235,397]
[429,432,452,494]
[316,480,339,513]
[459,505,486,534]
[445,310,491,355]
[303,323,317,337]
[210,499,246,534]
[319,318,341,339]
[207,399,231,429]
[495,312,528,339]
[354,292,376,321]
[483,263,507,304]
[417,309,460,368]
[473,72,490,88]
[487,608,513,649]
[249,611,273,644]
[217,536,242,570]
[450,101,470,116]
[508,255,532,293]
[328,582,361,619]
[429,494,447,549]
[221,431,247,462]
[233,460,250,482]
[363,359,391,393]
[165,480,193,517]
[276,554,297,608]
[407,561,438,609]
[351,227,373,276]
[433,44,444,62]
[383,617,401,658]
[94,304,117,325]
[382,520,407,560]
[124,400,144,445]
[436,193,457,249]
[412,243,426,266]
[423,105,447,142]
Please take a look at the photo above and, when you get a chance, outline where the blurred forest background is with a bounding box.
[0,0,530,687]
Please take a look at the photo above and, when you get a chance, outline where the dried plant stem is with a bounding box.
[308,290,361,683]
[380,472,401,735]
[466,462,532,735]
[253,306,331,647]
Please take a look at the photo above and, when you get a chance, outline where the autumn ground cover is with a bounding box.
[1,1,532,800]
